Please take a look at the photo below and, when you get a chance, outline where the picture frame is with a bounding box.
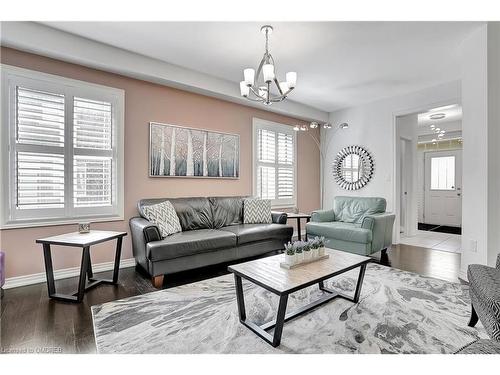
[149,122,240,179]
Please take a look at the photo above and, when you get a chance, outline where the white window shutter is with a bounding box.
[253,119,296,207]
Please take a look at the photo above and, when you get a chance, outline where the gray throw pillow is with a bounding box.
[243,198,272,224]
[143,200,182,238]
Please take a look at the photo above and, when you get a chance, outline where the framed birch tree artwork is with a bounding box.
[149,122,240,178]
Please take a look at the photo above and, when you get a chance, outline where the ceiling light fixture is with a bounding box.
[430,113,446,120]
[240,25,297,105]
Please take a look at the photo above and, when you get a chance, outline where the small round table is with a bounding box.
[286,212,311,241]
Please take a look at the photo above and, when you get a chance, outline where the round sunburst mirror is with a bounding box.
[332,145,374,190]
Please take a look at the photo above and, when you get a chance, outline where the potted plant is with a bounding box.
[294,242,304,264]
[309,238,319,258]
[284,242,296,266]
[317,236,326,256]
[303,241,312,261]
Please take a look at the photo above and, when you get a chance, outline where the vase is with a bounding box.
[285,253,296,266]
[318,246,325,256]
[311,248,319,258]
[304,251,311,261]
[295,252,303,264]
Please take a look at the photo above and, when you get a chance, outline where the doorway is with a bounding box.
[397,104,463,253]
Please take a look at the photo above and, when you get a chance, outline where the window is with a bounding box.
[253,118,296,208]
[1,65,124,228]
[430,156,455,190]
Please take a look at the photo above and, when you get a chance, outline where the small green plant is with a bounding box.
[309,237,319,249]
[317,236,325,247]
[284,242,295,255]
[303,242,311,252]
[293,241,303,253]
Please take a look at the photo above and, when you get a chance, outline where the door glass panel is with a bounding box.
[430,156,455,190]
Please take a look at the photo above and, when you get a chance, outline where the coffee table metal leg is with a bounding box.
[272,294,289,347]
[318,263,367,303]
[234,274,246,321]
[297,218,302,241]
[353,263,367,303]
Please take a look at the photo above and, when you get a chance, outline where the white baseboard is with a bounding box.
[4,258,136,290]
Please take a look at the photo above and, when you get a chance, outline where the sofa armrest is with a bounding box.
[497,253,500,269]
[361,213,396,251]
[311,209,335,223]
[271,211,288,224]
[129,217,162,269]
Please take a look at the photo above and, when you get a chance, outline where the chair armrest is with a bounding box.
[271,211,288,224]
[361,213,396,251]
[497,253,500,269]
[311,209,335,223]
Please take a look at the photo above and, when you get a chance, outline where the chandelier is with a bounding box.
[239,25,297,105]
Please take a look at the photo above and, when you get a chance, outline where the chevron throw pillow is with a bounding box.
[243,198,272,224]
[142,200,182,238]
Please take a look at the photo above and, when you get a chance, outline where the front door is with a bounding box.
[424,150,462,227]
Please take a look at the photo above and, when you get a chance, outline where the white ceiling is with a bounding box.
[39,22,482,112]
[417,104,462,126]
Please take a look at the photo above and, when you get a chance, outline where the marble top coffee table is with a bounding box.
[228,248,370,347]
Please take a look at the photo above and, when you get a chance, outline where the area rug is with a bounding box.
[91,263,487,354]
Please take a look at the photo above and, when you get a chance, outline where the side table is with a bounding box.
[286,212,312,241]
[36,230,127,303]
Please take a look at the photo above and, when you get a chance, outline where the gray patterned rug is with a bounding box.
[91,263,487,353]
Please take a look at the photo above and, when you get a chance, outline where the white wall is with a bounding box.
[322,81,460,243]
[459,23,500,278]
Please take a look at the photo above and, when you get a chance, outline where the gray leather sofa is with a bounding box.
[130,196,293,287]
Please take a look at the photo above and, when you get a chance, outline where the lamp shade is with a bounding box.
[243,68,255,86]
[263,64,275,83]
[240,81,250,97]
[286,72,297,88]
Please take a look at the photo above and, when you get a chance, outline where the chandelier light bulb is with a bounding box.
[240,81,249,97]
[323,123,332,129]
[243,68,255,86]
[293,125,300,132]
[286,72,297,89]
[430,124,435,128]
[300,125,308,131]
[262,64,275,83]
[279,81,289,94]
[309,122,319,129]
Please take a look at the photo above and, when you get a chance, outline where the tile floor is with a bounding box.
[399,230,461,253]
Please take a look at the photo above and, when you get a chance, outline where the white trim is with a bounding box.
[3,258,136,290]
[0,64,125,229]
[252,118,298,209]
[1,21,328,123]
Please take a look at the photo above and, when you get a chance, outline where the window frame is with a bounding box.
[1,64,124,229]
[252,118,297,209]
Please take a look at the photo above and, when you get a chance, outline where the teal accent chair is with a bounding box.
[306,196,395,256]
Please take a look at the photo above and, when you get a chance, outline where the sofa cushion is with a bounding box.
[219,224,293,245]
[333,196,386,224]
[306,221,372,243]
[243,198,272,224]
[146,229,237,261]
[142,200,182,238]
[209,196,245,229]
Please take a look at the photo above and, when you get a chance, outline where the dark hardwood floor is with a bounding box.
[0,244,461,354]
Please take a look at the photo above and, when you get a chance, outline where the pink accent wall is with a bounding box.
[0,47,320,280]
